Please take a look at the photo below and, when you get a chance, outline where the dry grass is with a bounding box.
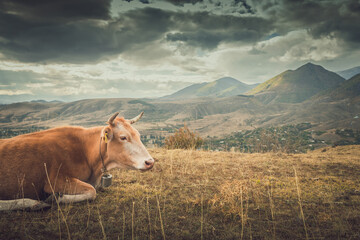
[1,146,360,239]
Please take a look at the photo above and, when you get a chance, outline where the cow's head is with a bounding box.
[101,112,154,171]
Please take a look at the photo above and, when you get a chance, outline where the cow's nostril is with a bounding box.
[145,159,154,168]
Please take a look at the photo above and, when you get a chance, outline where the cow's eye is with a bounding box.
[120,136,127,141]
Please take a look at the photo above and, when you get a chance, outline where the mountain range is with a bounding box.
[0,63,359,144]
[162,77,258,99]
[162,63,358,104]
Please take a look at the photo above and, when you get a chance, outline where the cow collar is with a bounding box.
[99,136,107,173]
[99,135,113,188]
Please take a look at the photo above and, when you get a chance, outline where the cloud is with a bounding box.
[274,0,360,48]
[0,3,173,63]
[160,0,204,6]
[0,0,274,64]
[0,0,111,21]
[2,0,357,66]
[166,11,273,49]
[0,89,32,96]
[250,30,343,62]
[160,0,255,14]
[0,69,42,86]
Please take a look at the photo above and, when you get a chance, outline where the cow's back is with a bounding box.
[0,128,89,200]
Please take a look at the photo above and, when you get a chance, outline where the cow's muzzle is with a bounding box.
[144,158,155,170]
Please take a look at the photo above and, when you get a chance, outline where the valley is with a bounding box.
[1,63,359,150]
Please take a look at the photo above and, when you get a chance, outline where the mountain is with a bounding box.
[163,77,258,99]
[336,66,360,80]
[314,73,360,101]
[247,63,345,103]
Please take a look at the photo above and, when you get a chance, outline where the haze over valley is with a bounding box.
[1,62,359,149]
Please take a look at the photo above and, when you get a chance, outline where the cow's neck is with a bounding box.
[82,126,108,187]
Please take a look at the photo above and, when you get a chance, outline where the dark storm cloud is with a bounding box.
[166,11,272,48]
[123,0,150,4]
[0,0,273,63]
[1,0,359,65]
[161,0,255,14]
[123,0,203,5]
[276,0,360,46]
[0,0,111,21]
[233,0,255,14]
[160,0,203,6]
[0,1,172,63]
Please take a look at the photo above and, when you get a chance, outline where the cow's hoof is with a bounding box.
[44,192,63,204]
[29,201,51,211]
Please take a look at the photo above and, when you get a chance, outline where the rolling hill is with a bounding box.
[314,73,360,101]
[248,63,345,103]
[162,77,258,99]
[336,66,360,79]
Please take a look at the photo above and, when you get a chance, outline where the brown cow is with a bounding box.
[0,112,154,210]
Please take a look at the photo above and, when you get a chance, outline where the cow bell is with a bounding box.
[101,173,113,188]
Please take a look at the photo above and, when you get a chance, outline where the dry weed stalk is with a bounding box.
[294,167,309,240]
[156,195,166,240]
[146,196,152,240]
[267,180,276,240]
[240,188,244,240]
[44,163,71,240]
[201,193,204,240]
[132,201,135,240]
[122,211,125,240]
[97,205,107,240]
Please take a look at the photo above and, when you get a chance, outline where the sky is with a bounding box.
[0,0,359,103]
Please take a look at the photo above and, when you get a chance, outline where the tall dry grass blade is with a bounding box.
[240,188,244,240]
[122,211,125,240]
[249,221,252,240]
[268,181,276,240]
[147,196,152,240]
[58,206,62,240]
[294,167,309,240]
[201,193,204,240]
[170,151,174,176]
[156,195,166,240]
[86,200,91,229]
[97,205,107,240]
[44,163,71,240]
[132,201,135,240]
[163,194,167,226]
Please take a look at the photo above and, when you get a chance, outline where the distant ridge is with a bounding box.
[163,77,258,99]
[336,66,360,80]
[314,73,360,101]
[247,63,345,103]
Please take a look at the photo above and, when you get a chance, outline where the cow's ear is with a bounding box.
[102,127,113,143]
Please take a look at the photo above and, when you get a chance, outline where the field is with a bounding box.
[1,146,360,239]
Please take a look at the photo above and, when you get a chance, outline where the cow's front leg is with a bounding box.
[44,177,96,204]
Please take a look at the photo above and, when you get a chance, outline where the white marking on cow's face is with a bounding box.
[106,120,154,171]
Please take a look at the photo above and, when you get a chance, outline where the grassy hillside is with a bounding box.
[313,73,360,101]
[164,77,257,99]
[248,63,345,103]
[1,146,359,239]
